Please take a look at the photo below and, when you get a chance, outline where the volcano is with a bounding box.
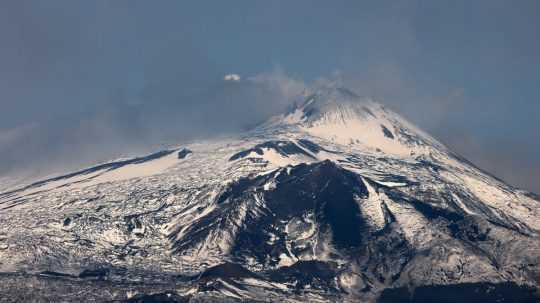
[0,87,539,302]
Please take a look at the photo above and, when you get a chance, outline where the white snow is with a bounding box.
[373,180,407,187]
[278,253,295,267]
[451,193,477,215]
[102,229,126,244]
[359,178,386,230]
[301,111,413,157]
[83,151,180,186]
[282,108,305,124]
[382,192,435,248]
[458,173,540,230]
[3,150,181,200]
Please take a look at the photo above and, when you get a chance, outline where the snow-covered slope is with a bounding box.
[0,87,539,302]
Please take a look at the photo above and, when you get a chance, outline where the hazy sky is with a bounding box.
[0,1,539,193]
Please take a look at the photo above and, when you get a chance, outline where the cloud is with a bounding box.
[224,74,241,81]
[0,123,38,152]
[247,68,305,99]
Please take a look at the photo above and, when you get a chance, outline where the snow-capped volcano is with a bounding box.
[262,86,443,157]
[0,87,539,302]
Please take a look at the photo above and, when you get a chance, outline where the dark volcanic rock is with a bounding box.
[199,262,259,280]
[177,149,192,159]
[125,291,190,303]
[269,260,339,290]
[377,282,540,303]
[381,125,395,139]
[229,140,316,161]
[79,268,109,280]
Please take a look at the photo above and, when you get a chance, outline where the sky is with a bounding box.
[0,0,539,193]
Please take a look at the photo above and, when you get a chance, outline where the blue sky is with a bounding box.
[0,0,539,192]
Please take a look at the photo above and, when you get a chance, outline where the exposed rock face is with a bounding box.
[1,87,539,302]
